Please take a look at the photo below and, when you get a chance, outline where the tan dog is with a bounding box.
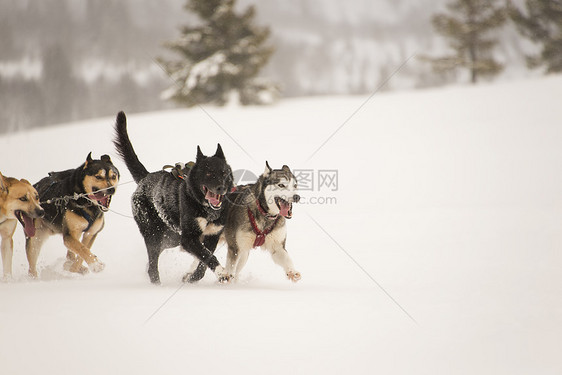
[0,172,44,279]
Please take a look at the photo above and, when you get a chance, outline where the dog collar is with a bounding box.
[256,199,278,220]
[247,208,279,248]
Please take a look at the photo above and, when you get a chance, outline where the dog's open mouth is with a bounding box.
[15,210,36,237]
[275,197,293,219]
[202,186,224,210]
[88,191,112,212]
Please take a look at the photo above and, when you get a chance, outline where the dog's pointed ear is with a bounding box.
[0,172,7,193]
[101,154,112,163]
[196,145,205,162]
[282,165,290,172]
[83,152,93,169]
[214,143,225,160]
[264,161,273,177]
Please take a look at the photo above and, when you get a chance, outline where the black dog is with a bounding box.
[113,111,233,284]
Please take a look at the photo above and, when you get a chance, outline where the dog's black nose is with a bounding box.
[106,187,116,195]
[37,208,45,218]
[293,194,301,203]
[215,186,227,195]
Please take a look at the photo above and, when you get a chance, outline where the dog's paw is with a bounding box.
[1,274,13,283]
[286,271,301,282]
[89,259,105,273]
[182,264,207,283]
[182,271,206,284]
[64,260,89,275]
[182,272,195,283]
[218,274,232,284]
[215,266,232,284]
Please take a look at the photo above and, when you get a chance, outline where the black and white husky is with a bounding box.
[226,163,301,281]
[190,162,301,282]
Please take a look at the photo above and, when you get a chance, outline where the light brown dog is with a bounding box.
[0,172,44,279]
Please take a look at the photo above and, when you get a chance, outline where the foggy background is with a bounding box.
[0,0,533,133]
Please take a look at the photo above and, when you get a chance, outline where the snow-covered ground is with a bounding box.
[1,76,561,374]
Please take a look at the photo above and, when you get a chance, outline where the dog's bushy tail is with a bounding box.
[113,111,149,183]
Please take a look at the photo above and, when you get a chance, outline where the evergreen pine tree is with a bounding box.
[159,0,277,107]
[429,0,507,83]
[509,0,562,73]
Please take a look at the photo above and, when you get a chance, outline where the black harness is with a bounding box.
[163,162,194,180]
[72,206,97,232]
[42,176,100,232]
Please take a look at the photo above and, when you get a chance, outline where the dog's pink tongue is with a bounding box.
[22,214,36,237]
[279,201,292,218]
[99,195,110,208]
[89,192,110,208]
[205,190,221,206]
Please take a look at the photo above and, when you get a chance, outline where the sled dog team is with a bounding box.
[0,111,301,284]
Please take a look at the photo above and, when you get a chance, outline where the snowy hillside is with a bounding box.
[1,76,561,374]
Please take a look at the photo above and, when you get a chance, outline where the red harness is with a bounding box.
[247,201,279,248]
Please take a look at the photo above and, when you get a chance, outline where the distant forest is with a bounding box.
[0,0,183,132]
[0,0,530,133]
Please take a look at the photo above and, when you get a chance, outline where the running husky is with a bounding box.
[113,111,233,284]
[191,162,301,282]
